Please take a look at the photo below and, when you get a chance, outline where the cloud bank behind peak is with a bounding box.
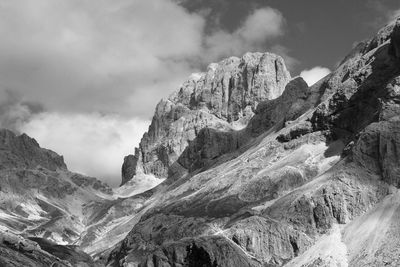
[0,0,293,186]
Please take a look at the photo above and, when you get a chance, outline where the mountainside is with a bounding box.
[70,53,297,260]
[105,18,400,266]
[0,129,114,266]
[2,15,400,267]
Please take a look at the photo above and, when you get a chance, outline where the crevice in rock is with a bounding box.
[289,236,299,257]
[231,235,240,246]
[185,244,217,267]
[275,59,279,83]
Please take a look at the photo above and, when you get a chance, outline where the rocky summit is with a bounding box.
[2,16,400,267]
[121,52,291,185]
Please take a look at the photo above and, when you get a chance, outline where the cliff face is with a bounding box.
[175,76,309,175]
[108,18,400,266]
[121,52,291,185]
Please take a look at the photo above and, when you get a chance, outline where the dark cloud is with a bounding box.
[0,89,45,132]
[365,0,400,28]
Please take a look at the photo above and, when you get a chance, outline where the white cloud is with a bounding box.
[204,7,285,62]
[0,0,205,116]
[19,112,149,187]
[0,1,289,116]
[0,1,293,185]
[300,67,331,86]
[239,8,285,43]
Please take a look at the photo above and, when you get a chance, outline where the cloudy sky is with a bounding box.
[0,0,399,186]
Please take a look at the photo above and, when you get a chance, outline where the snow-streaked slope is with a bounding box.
[114,173,164,198]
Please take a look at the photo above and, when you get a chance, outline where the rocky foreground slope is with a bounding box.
[105,18,400,266]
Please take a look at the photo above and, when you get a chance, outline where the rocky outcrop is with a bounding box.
[121,153,139,186]
[28,237,95,266]
[0,232,95,267]
[353,121,400,187]
[121,52,291,185]
[0,129,66,171]
[308,19,400,186]
[0,232,70,267]
[226,216,312,265]
[247,76,310,135]
[173,53,290,121]
[70,173,112,194]
[310,19,400,140]
[143,236,258,267]
[176,77,309,174]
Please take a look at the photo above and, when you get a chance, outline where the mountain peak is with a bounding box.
[0,128,67,171]
[121,51,291,185]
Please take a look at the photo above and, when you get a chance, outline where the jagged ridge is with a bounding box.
[0,129,114,266]
[122,52,291,185]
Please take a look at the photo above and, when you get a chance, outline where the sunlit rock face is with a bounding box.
[107,18,400,267]
[0,129,67,171]
[121,52,291,185]
[176,76,310,175]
